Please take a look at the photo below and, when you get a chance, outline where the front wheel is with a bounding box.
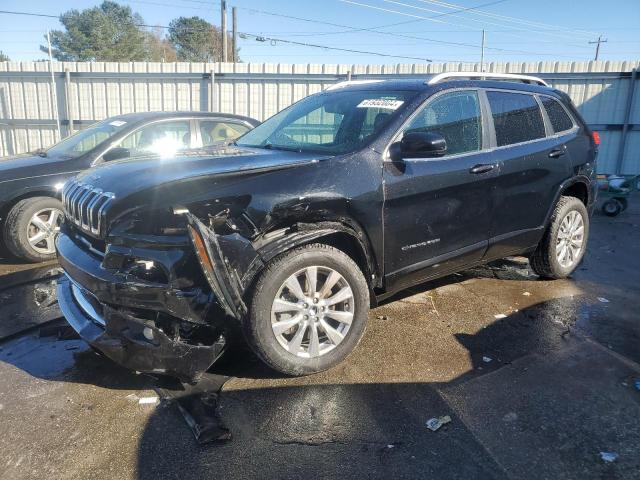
[530,196,589,279]
[3,197,63,263]
[245,243,370,376]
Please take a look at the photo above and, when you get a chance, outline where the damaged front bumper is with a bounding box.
[57,275,226,381]
[56,229,230,383]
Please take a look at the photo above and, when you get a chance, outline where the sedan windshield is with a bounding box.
[46,118,130,158]
[236,88,417,155]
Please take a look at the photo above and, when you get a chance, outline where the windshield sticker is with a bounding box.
[357,99,404,110]
[109,120,127,127]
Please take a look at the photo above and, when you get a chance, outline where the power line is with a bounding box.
[275,0,508,38]
[419,0,598,38]
[340,0,590,44]
[0,7,435,62]
[240,32,434,62]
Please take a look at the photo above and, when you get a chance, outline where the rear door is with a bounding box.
[484,90,572,259]
[383,89,497,291]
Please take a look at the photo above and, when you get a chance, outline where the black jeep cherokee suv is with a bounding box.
[56,73,598,381]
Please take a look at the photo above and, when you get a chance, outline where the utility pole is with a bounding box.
[589,35,607,61]
[232,6,237,63]
[480,29,485,72]
[221,0,228,63]
[46,30,62,140]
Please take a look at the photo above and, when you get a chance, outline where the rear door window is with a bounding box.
[404,90,482,156]
[486,91,545,146]
[541,97,574,134]
[118,120,191,156]
[199,120,251,146]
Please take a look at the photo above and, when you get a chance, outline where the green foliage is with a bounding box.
[169,17,220,62]
[168,16,237,62]
[0,51,9,62]
[41,1,149,61]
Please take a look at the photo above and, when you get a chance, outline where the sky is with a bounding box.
[0,0,639,65]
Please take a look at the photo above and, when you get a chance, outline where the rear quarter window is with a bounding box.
[541,96,574,134]
[487,91,546,147]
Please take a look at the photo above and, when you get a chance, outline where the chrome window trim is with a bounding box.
[537,93,578,136]
[384,87,487,162]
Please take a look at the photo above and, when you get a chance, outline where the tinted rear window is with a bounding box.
[487,91,545,146]
[541,96,574,133]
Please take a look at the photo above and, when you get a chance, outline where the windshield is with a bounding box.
[46,118,130,158]
[236,89,418,155]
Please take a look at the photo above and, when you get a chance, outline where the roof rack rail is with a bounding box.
[427,72,549,87]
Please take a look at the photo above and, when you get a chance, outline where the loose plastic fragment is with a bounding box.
[522,292,531,296]
[635,380,640,391]
[494,314,507,319]
[502,412,518,422]
[597,297,610,303]
[138,396,159,405]
[600,452,618,463]
[482,356,493,363]
[426,415,451,431]
[376,315,389,320]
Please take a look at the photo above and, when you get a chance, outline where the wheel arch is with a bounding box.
[0,188,61,226]
[543,176,591,228]
[254,220,380,289]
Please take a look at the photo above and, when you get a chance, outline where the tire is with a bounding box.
[530,196,589,279]
[601,199,621,217]
[3,197,63,263]
[245,243,369,376]
[616,197,628,212]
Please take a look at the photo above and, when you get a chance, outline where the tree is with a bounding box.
[145,28,178,63]
[0,51,9,62]
[168,16,237,62]
[41,1,149,61]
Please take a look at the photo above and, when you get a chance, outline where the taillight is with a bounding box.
[591,131,601,146]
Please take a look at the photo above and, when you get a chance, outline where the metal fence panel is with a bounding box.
[0,60,639,174]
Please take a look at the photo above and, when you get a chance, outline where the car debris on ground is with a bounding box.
[426,415,452,432]
[599,452,618,463]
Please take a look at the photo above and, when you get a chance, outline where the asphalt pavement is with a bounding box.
[0,197,639,480]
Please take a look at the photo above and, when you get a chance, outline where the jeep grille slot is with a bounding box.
[62,181,114,237]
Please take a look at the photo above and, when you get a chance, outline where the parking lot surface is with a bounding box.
[0,197,639,480]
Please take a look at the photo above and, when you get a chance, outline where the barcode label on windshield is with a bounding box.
[357,99,404,110]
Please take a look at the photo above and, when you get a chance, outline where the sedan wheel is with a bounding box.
[27,208,63,255]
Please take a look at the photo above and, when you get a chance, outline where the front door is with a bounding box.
[383,89,496,292]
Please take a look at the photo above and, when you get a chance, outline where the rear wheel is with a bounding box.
[246,243,369,375]
[530,196,589,279]
[3,197,63,263]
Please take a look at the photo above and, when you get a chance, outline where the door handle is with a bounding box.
[548,148,566,158]
[469,163,496,174]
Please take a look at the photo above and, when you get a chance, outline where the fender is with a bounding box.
[184,212,378,321]
[543,175,592,228]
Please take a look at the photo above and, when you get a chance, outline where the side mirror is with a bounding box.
[398,131,447,159]
[103,147,130,162]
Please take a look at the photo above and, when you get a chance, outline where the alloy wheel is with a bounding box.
[271,266,354,358]
[556,210,585,269]
[26,208,62,255]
